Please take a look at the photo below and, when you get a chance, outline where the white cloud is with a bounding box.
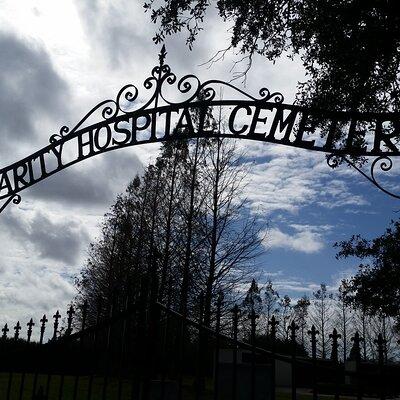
[0,0,397,325]
[241,145,369,217]
[262,225,325,254]
[2,208,90,265]
[0,260,76,339]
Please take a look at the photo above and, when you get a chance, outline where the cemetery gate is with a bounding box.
[1,47,400,399]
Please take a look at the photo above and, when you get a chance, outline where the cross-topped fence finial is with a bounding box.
[66,305,75,335]
[308,325,319,359]
[329,328,342,363]
[14,321,21,340]
[27,318,35,342]
[350,331,364,362]
[39,314,48,344]
[52,310,61,340]
[2,323,9,339]
[269,315,279,341]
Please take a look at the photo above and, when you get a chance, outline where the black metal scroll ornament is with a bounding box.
[1,45,400,215]
[327,154,400,200]
[0,194,21,214]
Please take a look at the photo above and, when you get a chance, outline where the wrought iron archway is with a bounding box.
[1,45,400,214]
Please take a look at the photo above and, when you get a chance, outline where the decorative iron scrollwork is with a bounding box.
[0,194,21,215]
[2,45,400,216]
[327,154,400,200]
[48,44,284,144]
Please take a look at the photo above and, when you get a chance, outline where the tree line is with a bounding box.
[73,104,400,363]
[240,277,399,362]
[74,108,264,329]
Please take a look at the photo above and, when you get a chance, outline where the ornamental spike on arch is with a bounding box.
[1,45,400,215]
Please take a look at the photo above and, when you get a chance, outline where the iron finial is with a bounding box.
[27,318,35,342]
[39,314,48,344]
[14,321,21,340]
[66,305,75,334]
[2,323,9,339]
[159,44,167,67]
[53,310,61,340]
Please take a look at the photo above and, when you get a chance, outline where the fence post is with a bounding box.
[101,297,114,400]
[32,315,48,398]
[44,317,56,397]
[196,291,205,400]
[351,331,363,400]
[19,319,35,400]
[86,298,104,400]
[288,321,299,400]
[27,319,34,343]
[52,311,60,341]
[142,269,160,400]
[249,308,259,400]
[232,305,239,400]
[81,300,88,337]
[7,322,21,400]
[375,333,386,400]
[66,305,75,335]
[213,292,223,400]
[39,315,48,345]
[72,301,89,400]
[160,280,173,400]
[307,325,319,400]
[2,323,10,400]
[329,328,341,400]
[269,316,279,400]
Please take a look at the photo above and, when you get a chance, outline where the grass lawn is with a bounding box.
[0,373,133,399]
[0,373,366,399]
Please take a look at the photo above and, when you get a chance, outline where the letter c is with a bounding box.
[229,105,252,135]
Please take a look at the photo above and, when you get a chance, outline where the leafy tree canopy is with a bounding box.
[335,219,400,328]
[145,0,400,112]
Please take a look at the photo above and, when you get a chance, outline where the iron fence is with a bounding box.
[0,295,399,400]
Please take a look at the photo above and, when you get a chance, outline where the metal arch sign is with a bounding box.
[1,46,400,214]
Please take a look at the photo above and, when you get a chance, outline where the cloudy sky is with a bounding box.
[0,1,399,329]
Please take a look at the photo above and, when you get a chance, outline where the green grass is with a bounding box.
[0,373,362,399]
[0,373,133,400]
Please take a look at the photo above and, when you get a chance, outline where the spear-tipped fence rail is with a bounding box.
[0,297,399,400]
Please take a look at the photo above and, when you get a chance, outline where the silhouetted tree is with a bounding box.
[75,132,264,323]
[293,295,310,347]
[335,219,400,331]
[335,279,353,361]
[199,134,262,328]
[145,0,400,115]
[240,278,262,338]
[278,294,292,340]
[242,279,263,315]
[311,283,333,358]
[264,279,279,336]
